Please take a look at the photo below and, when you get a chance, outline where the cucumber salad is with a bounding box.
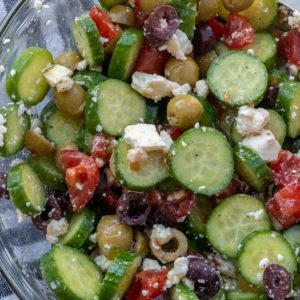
[2,0,300,299]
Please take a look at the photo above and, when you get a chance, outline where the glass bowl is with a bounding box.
[0,0,299,299]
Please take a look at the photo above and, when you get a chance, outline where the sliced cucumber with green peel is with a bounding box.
[40,245,102,300]
[98,251,141,300]
[265,109,286,145]
[108,28,144,81]
[72,14,104,67]
[28,155,67,191]
[116,139,169,191]
[0,103,30,156]
[238,231,297,287]
[171,283,198,300]
[60,208,96,248]
[168,127,234,195]
[85,79,147,136]
[268,69,289,86]
[226,290,267,300]
[215,41,229,56]
[206,195,271,258]
[7,162,46,215]
[73,71,108,90]
[283,224,300,257]
[207,51,268,108]
[76,127,94,155]
[233,145,273,192]
[6,47,53,105]
[217,110,237,141]
[194,95,217,127]
[276,82,300,138]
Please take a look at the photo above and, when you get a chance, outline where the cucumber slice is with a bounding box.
[28,155,67,191]
[76,127,94,155]
[100,0,127,9]
[73,71,108,90]
[171,283,198,300]
[60,208,96,248]
[283,224,300,258]
[0,103,30,156]
[116,139,169,191]
[217,110,237,141]
[72,14,104,67]
[193,95,217,127]
[268,69,289,86]
[238,231,297,287]
[6,47,53,105]
[98,251,141,300]
[206,195,271,258]
[40,245,102,300]
[85,79,147,136]
[168,127,234,195]
[276,82,300,138]
[242,32,277,70]
[207,51,268,108]
[108,28,144,81]
[226,290,267,300]
[233,145,273,192]
[167,0,197,39]
[7,162,46,215]
[264,109,287,145]
[42,104,83,145]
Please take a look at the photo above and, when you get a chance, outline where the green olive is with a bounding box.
[54,83,86,119]
[167,95,204,129]
[109,5,135,27]
[54,51,81,71]
[132,230,150,258]
[54,142,78,171]
[222,0,254,12]
[196,50,218,79]
[97,215,133,260]
[24,130,55,156]
[165,57,199,87]
[197,0,219,22]
[138,0,167,14]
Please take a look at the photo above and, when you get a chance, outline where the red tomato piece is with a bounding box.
[89,6,118,46]
[61,150,99,211]
[207,19,226,39]
[278,28,300,67]
[222,13,255,49]
[126,269,168,300]
[92,133,114,168]
[134,0,148,26]
[270,151,300,188]
[134,43,169,74]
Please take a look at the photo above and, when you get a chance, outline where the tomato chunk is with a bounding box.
[270,151,300,188]
[278,28,300,67]
[61,150,99,211]
[126,269,168,300]
[207,19,226,39]
[134,0,148,26]
[91,133,114,168]
[222,13,255,49]
[89,6,119,46]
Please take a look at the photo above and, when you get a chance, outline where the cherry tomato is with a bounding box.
[278,28,300,67]
[61,150,99,211]
[270,151,300,188]
[134,43,169,74]
[207,19,226,39]
[134,0,148,26]
[222,13,255,49]
[157,125,183,140]
[89,6,119,46]
[126,269,168,300]
[215,178,242,199]
[91,133,114,168]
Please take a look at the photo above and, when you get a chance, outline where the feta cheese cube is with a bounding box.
[288,10,300,29]
[127,148,149,164]
[159,130,173,150]
[241,129,281,162]
[46,218,69,244]
[194,80,209,98]
[56,77,74,93]
[142,258,161,271]
[43,64,73,87]
[236,106,270,136]
[165,257,189,288]
[131,72,180,101]
[76,59,88,71]
[172,83,191,96]
[124,124,168,152]
[151,224,173,250]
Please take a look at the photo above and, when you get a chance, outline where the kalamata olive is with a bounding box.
[196,0,219,22]
[132,230,150,258]
[54,83,86,119]
[222,0,255,13]
[148,209,179,228]
[54,142,78,171]
[167,95,204,129]
[143,5,179,47]
[165,57,199,86]
[139,0,167,14]
[196,50,218,79]
[259,86,279,109]
[193,24,216,56]
[54,51,81,71]
[117,192,151,226]
[263,264,292,300]
[109,5,135,27]
[0,173,9,200]
[24,130,55,156]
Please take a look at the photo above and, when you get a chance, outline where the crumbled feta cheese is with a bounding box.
[236,106,270,136]
[17,102,26,117]
[246,209,265,220]
[142,258,161,271]
[131,72,179,101]
[56,77,74,93]
[287,64,299,77]
[159,130,173,150]
[167,190,186,202]
[76,59,88,71]
[124,124,168,152]
[247,49,255,56]
[194,122,200,128]
[10,69,16,77]
[0,114,7,148]
[213,253,236,278]
[95,158,105,168]
[43,64,73,87]
[159,29,193,60]
[182,278,194,290]
[96,125,103,133]
[241,130,281,162]
[194,80,209,99]
[151,224,173,250]
[33,0,43,10]
[258,257,269,269]
[141,290,149,296]
[165,257,189,288]
[2,38,10,45]
[127,148,149,164]
[172,83,191,96]
[94,255,113,272]
[288,10,300,29]
[0,65,5,73]
[277,254,284,261]
[100,36,109,44]
[46,218,69,244]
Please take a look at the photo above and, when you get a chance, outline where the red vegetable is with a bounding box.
[222,13,255,49]
[91,133,114,168]
[126,269,168,300]
[157,125,183,140]
[215,178,242,199]
[134,0,148,26]
[61,150,99,211]
[278,28,300,67]
[207,19,226,39]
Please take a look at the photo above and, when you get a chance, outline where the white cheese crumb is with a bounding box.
[96,125,103,133]
[194,80,209,99]
[165,257,189,288]
[182,278,194,290]
[287,64,299,77]
[142,258,162,271]
[76,59,88,71]
[151,224,173,250]
[100,36,109,44]
[0,65,5,73]
[247,49,255,56]
[159,130,173,150]
[0,114,7,148]
[127,148,149,164]
[10,69,16,77]
[246,209,265,220]
[194,122,200,128]
[94,255,113,272]
[172,83,191,96]
[46,218,69,244]
[141,290,149,296]
[277,254,284,261]
[33,0,43,10]
[288,10,300,29]
[43,64,73,87]
[258,257,269,269]
[50,282,58,290]
[56,77,74,93]
[2,38,10,45]
[89,233,97,243]
[17,102,26,117]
